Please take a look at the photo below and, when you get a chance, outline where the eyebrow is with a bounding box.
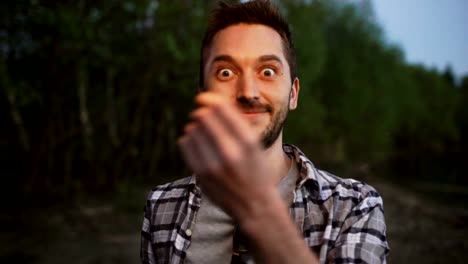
[258,55,283,66]
[211,54,283,68]
[211,55,240,68]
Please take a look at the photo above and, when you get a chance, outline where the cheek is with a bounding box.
[271,87,291,106]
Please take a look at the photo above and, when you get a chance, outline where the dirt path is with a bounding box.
[1,179,466,263]
[372,180,468,264]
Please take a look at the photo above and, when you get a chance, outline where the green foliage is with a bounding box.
[1,0,465,197]
[286,0,405,162]
[282,0,327,153]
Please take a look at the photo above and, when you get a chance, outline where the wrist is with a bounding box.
[235,186,319,264]
[238,187,288,239]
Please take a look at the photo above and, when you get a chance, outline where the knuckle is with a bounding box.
[213,103,227,116]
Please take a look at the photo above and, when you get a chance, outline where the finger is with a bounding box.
[186,123,225,177]
[189,107,211,122]
[190,106,241,169]
[179,131,223,194]
[178,134,204,174]
[185,104,239,177]
[195,93,259,147]
[183,123,197,134]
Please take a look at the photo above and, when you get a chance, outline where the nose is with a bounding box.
[236,73,260,100]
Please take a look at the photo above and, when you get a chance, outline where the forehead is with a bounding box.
[206,23,286,65]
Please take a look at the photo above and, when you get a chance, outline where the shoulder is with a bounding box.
[285,144,389,258]
[284,143,382,205]
[146,176,195,203]
[314,170,390,258]
[314,168,382,206]
[143,176,197,225]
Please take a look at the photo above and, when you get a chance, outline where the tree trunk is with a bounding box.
[106,68,120,148]
[6,91,30,152]
[77,60,94,160]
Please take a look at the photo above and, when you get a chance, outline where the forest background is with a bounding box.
[1,0,467,263]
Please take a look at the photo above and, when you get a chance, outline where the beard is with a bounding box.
[236,96,290,149]
[261,102,288,149]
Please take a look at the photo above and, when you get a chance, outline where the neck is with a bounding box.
[262,131,292,184]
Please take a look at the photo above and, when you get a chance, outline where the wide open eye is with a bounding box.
[261,68,276,77]
[217,68,234,79]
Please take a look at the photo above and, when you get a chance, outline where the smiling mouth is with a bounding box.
[239,106,271,114]
[242,110,268,114]
[241,111,268,121]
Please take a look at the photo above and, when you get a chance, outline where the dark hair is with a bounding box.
[198,0,297,89]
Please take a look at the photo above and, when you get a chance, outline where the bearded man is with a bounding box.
[141,1,389,263]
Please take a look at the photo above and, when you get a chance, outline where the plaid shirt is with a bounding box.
[141,144,389,263]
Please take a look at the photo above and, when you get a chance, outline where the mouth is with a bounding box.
[236,100,272,120]
[236,98,272,115]
[240,109,269,121]
[241,109,268,114]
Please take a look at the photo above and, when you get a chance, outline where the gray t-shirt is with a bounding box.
[184,190,235,264]
[185,160,299,264]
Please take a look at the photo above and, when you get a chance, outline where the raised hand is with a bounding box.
[178,92,277,222]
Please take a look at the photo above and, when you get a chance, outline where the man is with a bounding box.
[141,1,389,263]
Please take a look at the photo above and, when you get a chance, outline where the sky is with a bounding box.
[372,0,468,78]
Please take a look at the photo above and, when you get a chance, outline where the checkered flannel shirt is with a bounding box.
[141,144,389,263]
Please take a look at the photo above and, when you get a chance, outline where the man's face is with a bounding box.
[202,23,299,149]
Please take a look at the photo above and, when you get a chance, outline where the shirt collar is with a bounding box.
[187,174,200,195]
[282,144,322,196]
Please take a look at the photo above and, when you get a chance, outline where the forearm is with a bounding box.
[239,188,320,264]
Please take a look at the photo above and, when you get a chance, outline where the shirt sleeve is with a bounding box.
[141,199,156,264]
[327,188,390,263]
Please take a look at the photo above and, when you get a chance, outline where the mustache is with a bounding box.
[236,97,273,112]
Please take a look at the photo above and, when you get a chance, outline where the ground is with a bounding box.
[1,177,467,263]
[373,180,468,263]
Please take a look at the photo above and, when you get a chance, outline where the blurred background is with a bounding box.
[1,0,467,263]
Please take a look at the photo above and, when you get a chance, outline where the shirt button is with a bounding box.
[186,229,192,236]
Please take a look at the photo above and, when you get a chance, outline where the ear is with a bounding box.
[289,77,300,110]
